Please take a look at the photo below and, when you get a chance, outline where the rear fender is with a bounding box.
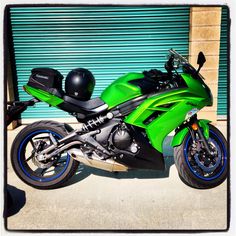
[171,119,211,147]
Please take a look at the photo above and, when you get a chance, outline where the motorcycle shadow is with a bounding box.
[4,184,26,218]
[67,137,175,186]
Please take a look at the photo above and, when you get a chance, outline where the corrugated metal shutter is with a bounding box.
[10,6,190,119]
[217,7,228,116]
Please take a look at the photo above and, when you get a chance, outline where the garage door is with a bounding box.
[217,7,229,117]
[9,6,190,119]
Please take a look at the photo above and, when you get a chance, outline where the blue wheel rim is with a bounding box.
[184,130,227,181]
[18,130,70,182]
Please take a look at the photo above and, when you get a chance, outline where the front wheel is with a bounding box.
[174,124,227,189]
[11,121,79,189]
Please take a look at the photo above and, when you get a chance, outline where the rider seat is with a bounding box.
[60,95,108,120]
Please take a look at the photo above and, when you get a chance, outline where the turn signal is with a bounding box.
[191,123,198,130]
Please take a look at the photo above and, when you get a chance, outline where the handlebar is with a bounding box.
[165,54,175,74]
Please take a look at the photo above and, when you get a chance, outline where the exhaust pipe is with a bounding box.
[68,148,128,172]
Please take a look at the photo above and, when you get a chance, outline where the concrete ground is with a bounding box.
[6,124,228,231]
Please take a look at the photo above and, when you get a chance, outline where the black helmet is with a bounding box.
[65,68,95,101]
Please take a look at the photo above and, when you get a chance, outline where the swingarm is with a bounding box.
[37,128,112,162]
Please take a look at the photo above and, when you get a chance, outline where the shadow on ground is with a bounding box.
[67,136,174,186]
[4,185,26,218]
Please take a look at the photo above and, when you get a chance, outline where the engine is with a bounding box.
[112,124,132,149]
[109,124,139,154]
[95,121,139,155]
[110,124,139,154]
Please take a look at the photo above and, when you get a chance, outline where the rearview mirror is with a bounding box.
[196,52,206,74]
[197,51,206,67]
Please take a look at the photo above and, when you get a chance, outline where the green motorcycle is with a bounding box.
[11,49,227,189]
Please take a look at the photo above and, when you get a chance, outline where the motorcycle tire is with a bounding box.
[174,124,228,189]
[11,120,79,189]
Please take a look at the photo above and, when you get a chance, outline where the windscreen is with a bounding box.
[167,49,197,74]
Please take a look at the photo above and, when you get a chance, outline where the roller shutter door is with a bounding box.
[217,7,229,116]
[9,6,190,119]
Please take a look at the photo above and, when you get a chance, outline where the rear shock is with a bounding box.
[82,112,114,131]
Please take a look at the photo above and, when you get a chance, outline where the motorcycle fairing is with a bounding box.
[101,72,144,109]
[124,74,213,153]
[24,85,64,107]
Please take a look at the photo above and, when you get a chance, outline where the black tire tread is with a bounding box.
[173,124,227,189]
[174,146,202,188]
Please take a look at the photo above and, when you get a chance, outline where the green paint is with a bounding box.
[198,119,211,139]
[181,74,213,106]
[24,85,64,107]
[171,127,189,147]
[100,72,143,108]
[125,74,213,152]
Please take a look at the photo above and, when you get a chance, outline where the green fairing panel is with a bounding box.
[24,85,63,107]
[198,119,211,139]
[125,74,213,153]
[100,72,144,108]
[171,127,189,147]
[182,74,213,105]
[171,119,211,147]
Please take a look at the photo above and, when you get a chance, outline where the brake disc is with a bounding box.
[193,138,221,173]
[32,140,58,169]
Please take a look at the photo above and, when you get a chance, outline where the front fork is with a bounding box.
[171,115,211,152]
[187,115,213,156]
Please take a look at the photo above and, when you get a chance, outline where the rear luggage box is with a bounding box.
[27,68,64,97]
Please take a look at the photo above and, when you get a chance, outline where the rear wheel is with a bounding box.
[11,121,79,189]
[174,124,227,189]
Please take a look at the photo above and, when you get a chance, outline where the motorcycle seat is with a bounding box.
[62,95,108,119]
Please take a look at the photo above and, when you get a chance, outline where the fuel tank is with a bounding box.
[100,72,144,109]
